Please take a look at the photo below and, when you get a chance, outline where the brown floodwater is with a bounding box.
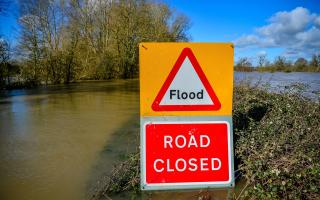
[0,79,244,200]
[0,80,139,200]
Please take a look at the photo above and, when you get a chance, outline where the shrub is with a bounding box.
[234,85,320,199]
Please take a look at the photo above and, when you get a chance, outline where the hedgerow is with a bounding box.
[234,84,320,199]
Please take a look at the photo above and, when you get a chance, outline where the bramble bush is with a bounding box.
[234,84,319,199]
[91,153,140,199]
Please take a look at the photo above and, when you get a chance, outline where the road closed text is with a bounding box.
[153,134,221,172]
[153,157,221,172]
[145,122,231,184]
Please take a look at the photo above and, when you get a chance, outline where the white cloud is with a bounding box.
[296,26,320,45]
[234,7,320,57]
[314,16,320,27]
[257,50,267,56]
[257,7,312,36]
[234,35,259,46]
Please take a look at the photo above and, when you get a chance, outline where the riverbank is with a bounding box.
[3,72,320,102]
[92,84,320,199]
[234,67,320,73]
[234,63,320,73]
[1,78,127,90]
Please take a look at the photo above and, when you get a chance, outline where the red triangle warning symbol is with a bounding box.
[152,48,221,111]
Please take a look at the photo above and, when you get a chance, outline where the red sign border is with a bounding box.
[141,120,233,190]
[152,48,221,111]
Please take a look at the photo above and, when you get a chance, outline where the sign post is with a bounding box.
[140,43,234,190]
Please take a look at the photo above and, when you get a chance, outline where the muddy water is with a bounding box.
[0,80,139,200]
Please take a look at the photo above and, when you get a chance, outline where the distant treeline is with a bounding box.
[0,0,189,89]
[235,55,320,72]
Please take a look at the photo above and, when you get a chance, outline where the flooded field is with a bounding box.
[235,72,320,100]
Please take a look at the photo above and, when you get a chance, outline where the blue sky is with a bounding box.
[165,0,320,64]
[0,1,20,46]
[1,0,320,65]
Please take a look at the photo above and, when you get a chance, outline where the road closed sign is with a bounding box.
[140,43,234,190]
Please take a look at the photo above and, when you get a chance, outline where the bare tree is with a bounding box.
[257,55,267,68]
[310,54,320,71]
[273,56,290,71]
[294,57,308,71]
[236,57,252,68]
[0,38,10,86]
[17,0,191,82]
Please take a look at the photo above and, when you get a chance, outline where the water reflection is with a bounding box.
[0,80,139,200]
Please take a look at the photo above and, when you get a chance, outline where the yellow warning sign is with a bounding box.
[140,43,233,117]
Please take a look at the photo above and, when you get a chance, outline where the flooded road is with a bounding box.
[0,80,139,200]
[0,72,319,200]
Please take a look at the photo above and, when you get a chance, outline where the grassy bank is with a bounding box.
[92,84,320,199]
